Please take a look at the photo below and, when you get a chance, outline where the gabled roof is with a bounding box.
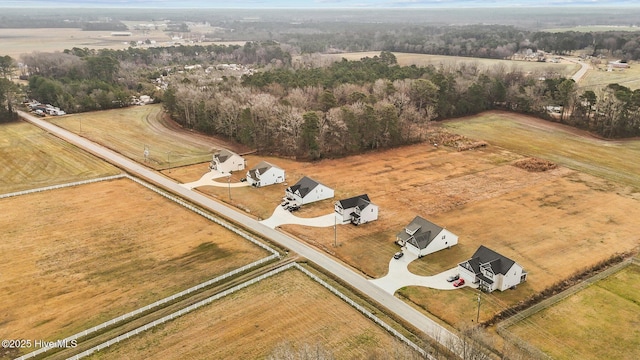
[247,161,281,180]
[396,216,444,249]
[287,176,325,198]
[337,194,370,209]
[214,149,239,164]
[460,245,516,276]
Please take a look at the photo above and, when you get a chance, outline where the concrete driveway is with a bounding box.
[260,205,338,229]
[370,250,477,294]
[181,170,250,189]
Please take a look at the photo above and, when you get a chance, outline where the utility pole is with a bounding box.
[476,292,481,323]
[333,215,337,247]
[227,174,232,200]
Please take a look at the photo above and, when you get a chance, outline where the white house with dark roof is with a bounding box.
[246,161,285,187]
[210,149,245,174]
[396,216,458,257]
[335,194,378,225]
[458,245,527,292]
[284,176,334,206]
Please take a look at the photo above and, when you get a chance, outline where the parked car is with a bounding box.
[393,251,404,260]
[453,278,465,287]
[446,274,460,282]
[240,177,247,182]
[288,205,300,212]
[281,201,289,207]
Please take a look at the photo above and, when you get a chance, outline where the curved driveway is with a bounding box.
[260,205,337,229]
[371,251,476,294]
[19,111,460,357]
[181,170,250,189]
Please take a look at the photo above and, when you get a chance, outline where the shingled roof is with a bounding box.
[396,216,444,249]
[214,149,237,163]
[463,245,516,276]
[287,176,321,198]
[337,194,371,209]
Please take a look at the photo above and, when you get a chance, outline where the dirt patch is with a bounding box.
[427,128,488,151]
[0,178,268,343]
[512,157,558,172]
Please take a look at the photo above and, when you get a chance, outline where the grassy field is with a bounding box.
[441,111,640,190]
[86,268,416,360]
[0,178,269,345]
[0,121,120,194]
[166,111,640,330]
[325,51,579,77]
[578,63,640,91]
[506,263,640,360]
[50,105,217,170]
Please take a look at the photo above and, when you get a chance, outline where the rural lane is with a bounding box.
[19,111,461,357]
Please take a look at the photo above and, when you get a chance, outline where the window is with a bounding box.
[442,235,446,239]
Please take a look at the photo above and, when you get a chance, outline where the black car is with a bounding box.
[288,205,300,212]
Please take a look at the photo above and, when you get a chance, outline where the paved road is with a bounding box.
[19,111,461,356]
[563,56,591,83]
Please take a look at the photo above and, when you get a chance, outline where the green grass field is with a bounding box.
[50,105,216,170]
[327,52,580,77]
[579,64,640,91]
[441,112,640,190]
[506,264,640,360]
[0,121,120,194]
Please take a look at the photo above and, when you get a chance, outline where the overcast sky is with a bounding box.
[0,0,638,8]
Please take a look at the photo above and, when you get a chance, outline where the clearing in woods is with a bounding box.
[506,263,640,360]
[0,121,120,194]
[86,268,418,360]
[166,111,640,329]
[0,178,269,348]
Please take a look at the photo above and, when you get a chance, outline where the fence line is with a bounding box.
[15,173,281,360]
[495,258,636,360]
[67,263,298,360]
[15,254,279,360]
[51,263,431,360]
[292,264,431,359]
[0,174,126,199]
[124,175,279,257]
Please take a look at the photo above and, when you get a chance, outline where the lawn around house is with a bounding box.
[0,178,269,348]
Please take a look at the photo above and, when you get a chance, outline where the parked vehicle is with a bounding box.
[453,278,465,287]
[288,205,300,212]
[447,274,460,282]
[393,251,404,260]
[240,177,247,182]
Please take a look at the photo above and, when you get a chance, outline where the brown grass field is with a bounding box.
[0,120,120,194]
[166,111,640,330]
[324,51,580,77]
[86,268,415,360]
[0,178,269,344]
[507,263,640,360]
[50,105,218,170]
[0,27,244,61]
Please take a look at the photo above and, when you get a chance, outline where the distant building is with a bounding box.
[246,161,285,187]
[396,216,458,257]
[335,194,378,225]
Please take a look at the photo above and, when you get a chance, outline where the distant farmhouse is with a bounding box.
[334,194,378,225]
[284,176,334,206]
[210,149,245,174]
[458,245,528,292]
[396,216,458,257]
[246,161,285,187]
